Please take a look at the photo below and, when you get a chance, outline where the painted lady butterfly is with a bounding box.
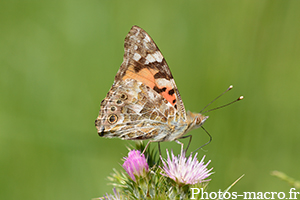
[95,26,209,150]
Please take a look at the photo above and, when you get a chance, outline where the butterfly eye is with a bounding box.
[196,117,202,125]
[120,93,128,100]
[108,114,118,124]
[110,106,116,112]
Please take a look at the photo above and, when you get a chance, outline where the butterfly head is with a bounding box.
[186,111,209,131]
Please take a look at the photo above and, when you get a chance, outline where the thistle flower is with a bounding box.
[93,188,121,200]
[122,150,149,181]
[160,149,213,185]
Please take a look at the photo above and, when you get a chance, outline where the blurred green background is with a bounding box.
[1,0,300,199]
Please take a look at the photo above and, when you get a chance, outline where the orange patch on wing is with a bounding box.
[123,65,177,106]
[123,65,158,89]
[161,89,176,106]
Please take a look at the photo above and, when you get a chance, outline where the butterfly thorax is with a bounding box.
[159,111,208,141]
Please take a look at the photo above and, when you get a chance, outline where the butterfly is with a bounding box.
[95,26,209,152]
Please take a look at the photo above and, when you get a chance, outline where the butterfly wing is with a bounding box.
[95,78,182,141]
[115,26,186,119]
[95,26,188,141]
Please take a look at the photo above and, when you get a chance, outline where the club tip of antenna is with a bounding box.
[238,96,244,100]
[228,85,233,90]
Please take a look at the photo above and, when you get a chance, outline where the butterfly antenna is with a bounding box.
[202,96,244,114]
[191,126,212,154]
[200,85,233,113]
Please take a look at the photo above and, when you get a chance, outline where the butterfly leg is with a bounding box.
[158,142,162,157]
[190,126,212,154]
[141,140,152,155]
[157,142,163,165]
[178,135,193,154]
[175,140,185,154]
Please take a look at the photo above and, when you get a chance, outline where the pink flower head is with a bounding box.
[122,150,149,181]
[103,188,121,200]
[161,150,213,185]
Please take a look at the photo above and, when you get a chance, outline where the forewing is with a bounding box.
[114,26,186,119]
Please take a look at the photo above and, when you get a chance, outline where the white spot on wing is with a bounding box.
[145,54,156,63]
[156,78,173,88]
[135,29,140,36]
[145,51,164,64]
[134,45,138,50]
[147,90,155,100]
[133,53,141,61]
[131,103,143,113]
[144,34,151,42]
[152,51,163,62]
